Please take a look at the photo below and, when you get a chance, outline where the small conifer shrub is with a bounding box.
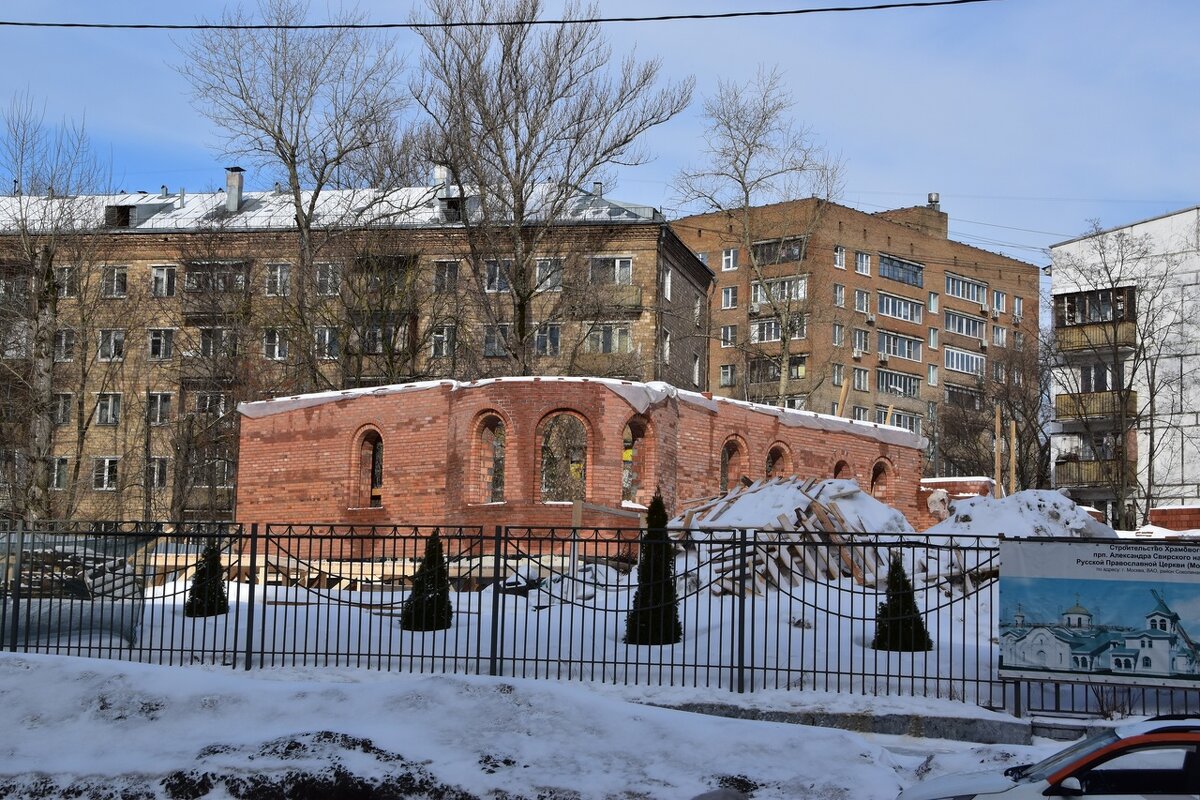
[184,542,229,618]
[872,551,933,652]
[625,489,682,646]
[400,531,453,631]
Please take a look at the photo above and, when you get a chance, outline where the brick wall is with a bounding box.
[236,377,927,533]
[1148,506,1200,531]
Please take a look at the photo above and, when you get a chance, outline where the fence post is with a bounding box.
[735,527,749,694]
[7,519,24,653]
[488,525,503,676]
[243,523,259,670]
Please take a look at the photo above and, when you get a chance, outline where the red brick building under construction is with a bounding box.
[235,378,926,532]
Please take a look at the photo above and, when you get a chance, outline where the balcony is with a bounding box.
[1055,390,1137,421]
[1055,458,1137,488]
[1056,321,1136,353]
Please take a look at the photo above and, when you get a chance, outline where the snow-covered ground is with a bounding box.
[0,651,1058,799]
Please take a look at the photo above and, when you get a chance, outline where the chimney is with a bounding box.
[225,166,245,213]
[160,184,169,198]
[178,187,186,209]
[592,181,603,198]
[927,191,940,211]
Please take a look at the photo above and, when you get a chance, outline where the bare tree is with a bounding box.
[1051,221,1200,526]
[0,93,109,521]
[177,0,413,391]
[675,66,841,407]
[411,0,693,376]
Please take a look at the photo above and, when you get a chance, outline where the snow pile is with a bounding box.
[925,490,1116,539]
[0,652,912,800]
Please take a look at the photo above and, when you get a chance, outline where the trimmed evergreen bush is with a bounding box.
[872,551,932,652]
[400,531,453,631]
[184,542,229,618]
[625,489,682,645]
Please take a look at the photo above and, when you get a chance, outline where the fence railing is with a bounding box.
[4,520,1200,718]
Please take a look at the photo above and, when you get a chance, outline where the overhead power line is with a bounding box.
[0,0,1004,31]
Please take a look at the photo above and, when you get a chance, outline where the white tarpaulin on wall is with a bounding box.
[999,537,1200,688]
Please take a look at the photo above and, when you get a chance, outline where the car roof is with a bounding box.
[1117,716,1200,738]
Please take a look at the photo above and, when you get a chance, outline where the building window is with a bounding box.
[357,430,384,508]
[853,328,870,352]
[854,289,869,313]
[834,245,846,270]
[661,329,671,364]
[150,265,176,298]
[148,329,174,360]
[480,416,506,503]
[692,354,701,386]
[265,263,291,296]
[185,261,246,292]
[834,284,845,307]
[749,357,780,384]
[852,405,869,421]
[316,263,341,296]
[832,323,844,347]
[433,260,458,292]
[928,292,939,313]
[51,457,68,490]
[589,256,632,285]
[789,314,807,340]
[877,292,924,323]
[719,364,736,387]
[98,329,125,361]
[992,290,1007,313]
[1013,296,1025,319]
[783,394,807,409]
[534,323,560,357]
[541,413,587,502]
[147,457,169,491]
[584,322,631,354]
[992,361,1006,382]
[196,392,226,416]
[945,310,986,339]
[92,457,119,491]
[721,248,739,271]
[878,255,924,288]
[927,364,938,387]
[263,329,288,360]
[52,393,72,426]
[877,368,920,398]
[536,258,563,291]
[751,236,805,265]
[751,318,781,343]
[765,444,791,478]
[54,329,75,362]
[663,266,672,301]
[56,266,78,298]
[719,324,737,348]
[719,439,745,492]
[789,355,807,380]
[832,363,844,386]
[101,266,127,298]
[992,325,1007,347]
[944,346,985,376]
[147,393,172,425]
[483,324,511,357]
[853,367,869,391]
[878,331,922,361]
[877,407,921,435]
[928,327,938,349]
[484,260,512,292]
[1014,330,1025,351]
[855,251,871,275]
[752,276,807,305]
[199,327,236,358]
[431,324,456,358]
[721,286,738,309]
[945,273,988,304]
[314,326,339,359]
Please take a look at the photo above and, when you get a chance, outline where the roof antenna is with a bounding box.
[11,178,19,197]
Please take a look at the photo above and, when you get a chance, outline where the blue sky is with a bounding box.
[1,0,1197,265]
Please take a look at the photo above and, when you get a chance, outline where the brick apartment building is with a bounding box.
[672,196,1041,475]
[235,377,927,532]
[0,170,711,523]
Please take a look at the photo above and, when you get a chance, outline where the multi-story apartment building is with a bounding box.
[0,169,711,522]
[1049,206,1200,526]
[673,196,1041,477]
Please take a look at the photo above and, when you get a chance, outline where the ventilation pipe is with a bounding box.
[225,166,245,213]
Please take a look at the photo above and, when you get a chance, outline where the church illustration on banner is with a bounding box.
[1000,590,1200,677]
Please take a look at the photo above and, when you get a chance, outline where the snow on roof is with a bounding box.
[0,184,662,233]
[237,376,925,449]
[923,490,1116,538]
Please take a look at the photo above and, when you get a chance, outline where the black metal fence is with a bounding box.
[4,520,1199,717]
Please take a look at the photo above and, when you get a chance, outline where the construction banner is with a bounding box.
[999,537,1200,687]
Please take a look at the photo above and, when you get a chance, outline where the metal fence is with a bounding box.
[4,520,1199,717]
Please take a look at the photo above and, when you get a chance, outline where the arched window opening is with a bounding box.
[870,461,889,501]
[765,445,791,478]
[480,416,506,503]
[622,421,648,504]
[1143,656,1152,668]
[719,439,746,493]
[833,460,849,479]
[541,414,586,502]
[359,430,383,508]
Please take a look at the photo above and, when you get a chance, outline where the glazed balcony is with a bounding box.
[1056,321,1136,353]
[1054,457,1137,488]
[1055,390,1137,421]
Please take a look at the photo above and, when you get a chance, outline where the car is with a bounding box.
[897,715,1200,800]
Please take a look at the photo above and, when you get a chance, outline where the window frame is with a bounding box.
[151,265,177,298]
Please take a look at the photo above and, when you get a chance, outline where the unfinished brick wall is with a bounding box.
[1148,506,1200,531]
[236,377,927,533]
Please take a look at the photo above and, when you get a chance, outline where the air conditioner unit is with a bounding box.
[852,348,864,360]
[866,313,876,325]
[749,302,761,315]
[1013,315,1023,326]
[980,339,988,350]
[991,309,1000,320]
[980,303,989,315]
[877,351,889,363]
